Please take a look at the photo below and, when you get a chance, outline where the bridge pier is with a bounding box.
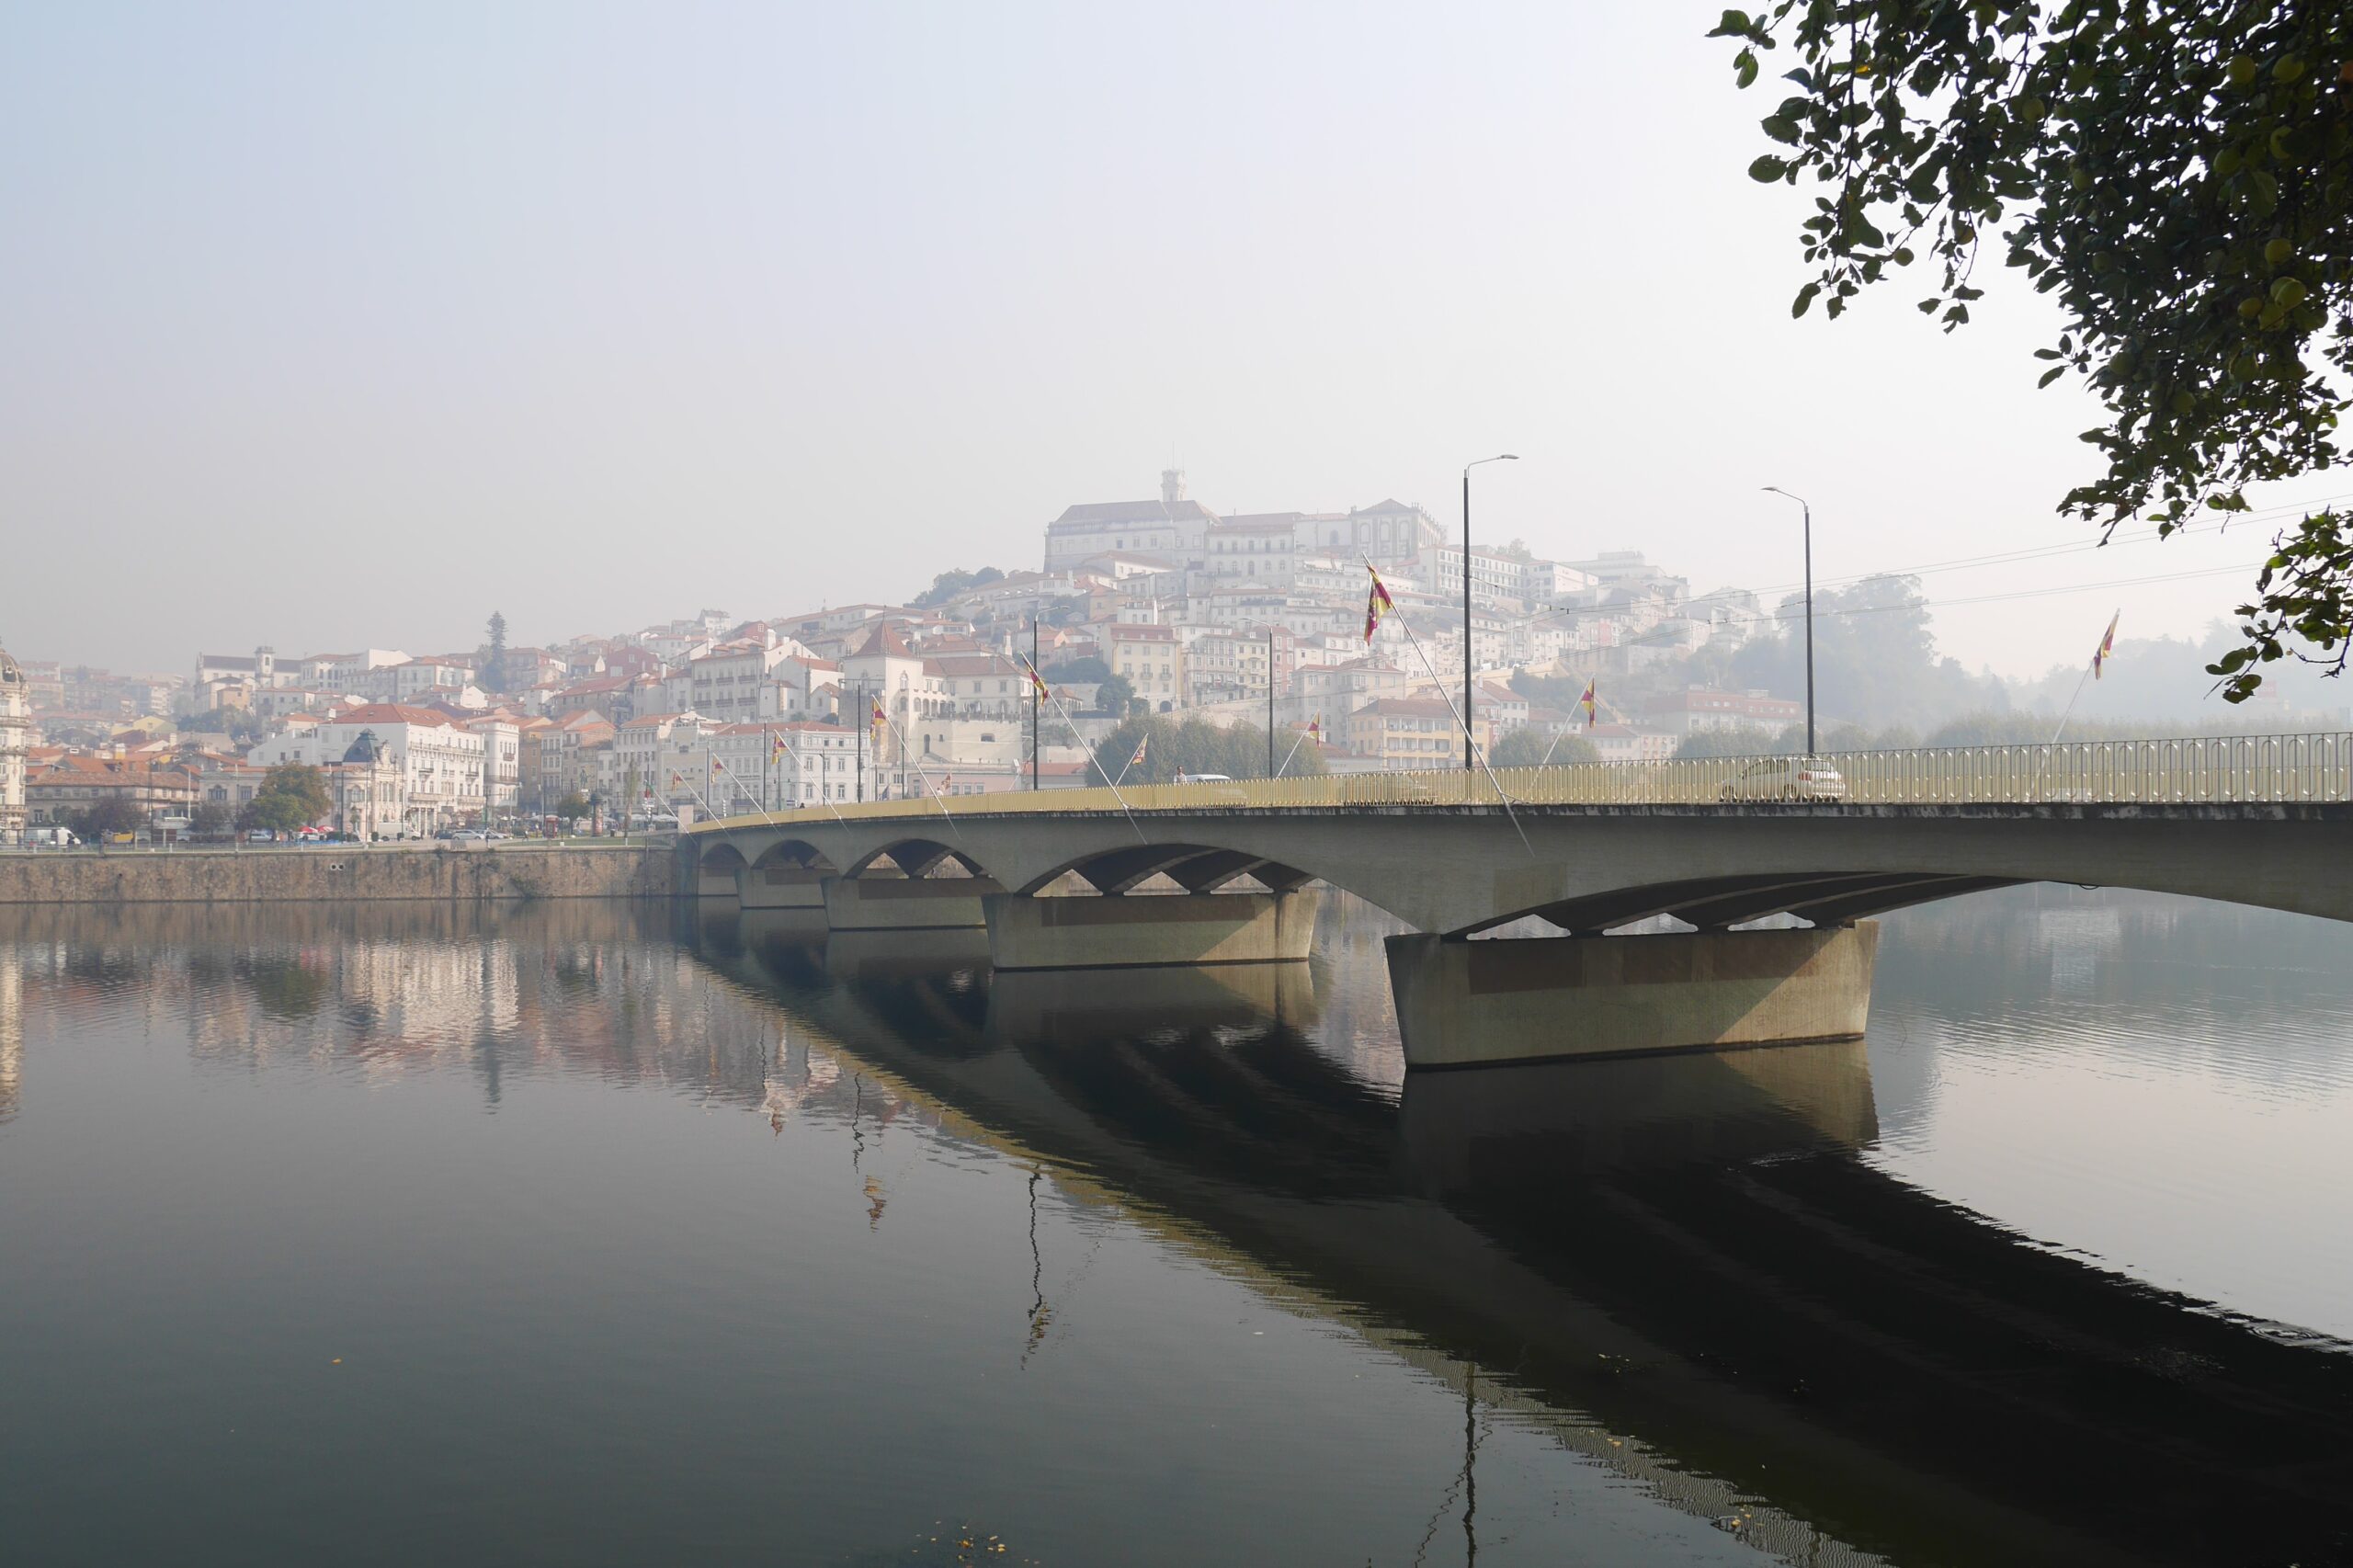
[693,865,743,900]
[740,864,826,911]
[822,874,1001,932]
[1385,922,1879,1070]
[983,889,1320,971]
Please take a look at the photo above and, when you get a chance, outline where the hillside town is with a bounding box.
[0,470,1802,845]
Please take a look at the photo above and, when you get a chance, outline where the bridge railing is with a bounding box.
[690,732,2353,829]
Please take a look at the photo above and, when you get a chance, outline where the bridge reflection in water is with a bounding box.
[687,901,2353,1568]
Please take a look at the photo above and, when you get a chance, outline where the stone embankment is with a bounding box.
[0,844,673,903]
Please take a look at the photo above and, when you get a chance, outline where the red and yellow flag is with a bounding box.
[1307,716,1322,743]
[870,700,887,735]
[1024,660,1051,701]
[2092,610,2120,679]
[1578,679,1598,730]
[771,731,788,759]
[1129,733,1149,768]
[1363,569,1396,642]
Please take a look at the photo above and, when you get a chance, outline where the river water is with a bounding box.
[3,889,2350,1567]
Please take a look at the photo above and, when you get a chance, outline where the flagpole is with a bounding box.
[1112,729,1150,790]
[1021,655,1148,843]
[1363,559,1532,857]
[671,764,724,827]
[1275,730,1307,778]
[2039,608,2119,800]
[1538,681,1598,768]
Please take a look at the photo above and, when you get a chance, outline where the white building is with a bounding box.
[1202,515,1301,589]
[1043,471,1219,571]
[0,644,28,844]
[651,722,868,814]
[465,716,522,812]
[248,703,486,835]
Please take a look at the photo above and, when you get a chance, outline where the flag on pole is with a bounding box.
[1025,662,1051,701]
[1363,568,1396,642]
[870,700,887,736]
[669,771,683,789]
[939,772,954,795]
[1307,716,1322,744]
[771,731,788,760]
[2092,610,2120,679]
[1578,679,1598,730]
[1129,733,1149,768]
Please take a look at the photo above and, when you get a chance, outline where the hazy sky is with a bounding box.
[4,3,2339,699]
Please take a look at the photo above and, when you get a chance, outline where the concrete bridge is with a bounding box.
[681,735,2353,1067]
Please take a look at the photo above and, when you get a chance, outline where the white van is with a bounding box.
[23,825,80,848]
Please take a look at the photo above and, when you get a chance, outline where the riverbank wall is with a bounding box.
[0,845,673,904]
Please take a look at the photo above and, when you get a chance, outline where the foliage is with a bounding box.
[68,795,146,840]
[1041,654,1110,684]
[553,790,590,821]
[1096,672,1136,714]
[1490,728,1600,767]
[1722,574,2008,731]
[237,763,333,833]
[483,610,509,694]
[189,801,233,836]
[1675,725,1797,760]
[1085,714,1331,786]
[912,566,1006,609]
[186,705,265,744]
[1712,1,2353,699]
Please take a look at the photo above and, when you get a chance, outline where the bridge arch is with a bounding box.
[695,839,749,877]
[1483,871,2026,937]
[1018,841,1336,902]
[845,837,993,881]
[750,837,836,874]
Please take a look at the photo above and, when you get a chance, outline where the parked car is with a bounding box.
[246,829,276,843]
[22,825,79,848]
[1718,757,1847,802]
[449,829,489,842]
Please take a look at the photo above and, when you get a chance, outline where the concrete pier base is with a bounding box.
[822,874,1002,931]
[739,865,827,911]
[824,925,993,980]
[983,889,1320,971]
[988,960,1318,1043]
[1386,922,1879,1071]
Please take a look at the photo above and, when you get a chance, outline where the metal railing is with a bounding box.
[685,732,2353,831]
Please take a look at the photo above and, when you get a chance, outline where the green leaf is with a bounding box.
[1791,281,1822,318]
[2038,365,2067,388]
[1736,49,1759,88]
[1748,154,1790,183]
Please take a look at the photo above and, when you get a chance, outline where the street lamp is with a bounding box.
[1462,454,1518,768]
[1761,486,1817,756]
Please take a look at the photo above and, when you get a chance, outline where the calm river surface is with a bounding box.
[4,889,2351,1567]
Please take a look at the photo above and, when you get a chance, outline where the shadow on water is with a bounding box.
[696,905,2353,1568]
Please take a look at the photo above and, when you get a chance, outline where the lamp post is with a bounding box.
[1761,486,1817,756]
[1461,454,1518,767]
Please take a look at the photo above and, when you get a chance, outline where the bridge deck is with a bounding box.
[685,733,2353,834]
